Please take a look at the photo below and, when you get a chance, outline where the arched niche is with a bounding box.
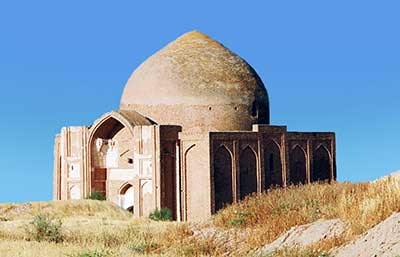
[312,146,331,182]
[69,184,81,200]
[184,144,210,220]
[239,146,257,200]
[140,180,153,217]
[213,146,233,213]
[289,145,307,185]
[264,141,283,189]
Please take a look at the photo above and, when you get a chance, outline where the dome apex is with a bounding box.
[173,30,222,47]
[175,30,213,41]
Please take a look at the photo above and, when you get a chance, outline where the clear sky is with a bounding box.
[0,1,399,203]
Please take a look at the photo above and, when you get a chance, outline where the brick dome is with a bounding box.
[120,31,269,133]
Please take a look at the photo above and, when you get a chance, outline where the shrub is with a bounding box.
[272,247,333,257]
[70,250,109,257]
[25,213,63,243]
[149,208,172,221]
[127,241,146,254]
[88,191,106,201]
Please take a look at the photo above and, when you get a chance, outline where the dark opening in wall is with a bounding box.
[269,153,274,172]
[264,142,283,188]
[312,146,331,182]
[289,146,307,185]
[239,146,257,200]
[213,146,233,213]
[251,101,258,117]
[128,158,133,164]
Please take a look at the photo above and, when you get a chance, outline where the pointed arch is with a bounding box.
[88,110,152,143]
[312,146,331,182]
[213,146,233,212]
[289,145,307,185]
[184,144,196,158]
[239,146,258,200]
[88,111,148,198]
[119,182,134,194]
[264,140,282,189]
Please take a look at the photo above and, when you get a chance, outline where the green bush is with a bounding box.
[88,191,106,201]
[25,213,63,243]
[227,211,249,227]
[149,208,172,221]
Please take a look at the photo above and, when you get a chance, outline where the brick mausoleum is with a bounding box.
[53,31,336,221]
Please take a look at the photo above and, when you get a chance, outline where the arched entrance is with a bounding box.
[119,183,134,213]
[289,146,307,185]
[88,112,135,199]
[213,146,233,212]
[312,146,331,182]
[264,141,282,189]
[239,146,257,200]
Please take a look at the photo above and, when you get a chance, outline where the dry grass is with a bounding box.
[268,235,347,257]
[0,200,221,257]
[1,177,400,256]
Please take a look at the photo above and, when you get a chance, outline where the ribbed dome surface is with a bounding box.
[120,31,269,133]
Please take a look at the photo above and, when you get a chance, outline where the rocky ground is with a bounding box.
[334,213,400,257]
[191,213,400,256]
[256,219,346,256]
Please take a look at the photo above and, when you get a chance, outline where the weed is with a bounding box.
[149,208,172,221]
[127,241,146,254]
[227,210,249,227]
[272,247,333,257]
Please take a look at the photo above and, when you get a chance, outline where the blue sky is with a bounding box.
[0,1,399,203]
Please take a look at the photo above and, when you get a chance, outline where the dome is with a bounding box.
[120,30,269,133]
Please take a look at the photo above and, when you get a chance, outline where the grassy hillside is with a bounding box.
[1,176,400,257]
[214,176,400,253]
[0,200,132,221]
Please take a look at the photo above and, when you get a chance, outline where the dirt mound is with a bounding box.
[375,170,400,182]
[256,219,345,255]
[335,213,400,257]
